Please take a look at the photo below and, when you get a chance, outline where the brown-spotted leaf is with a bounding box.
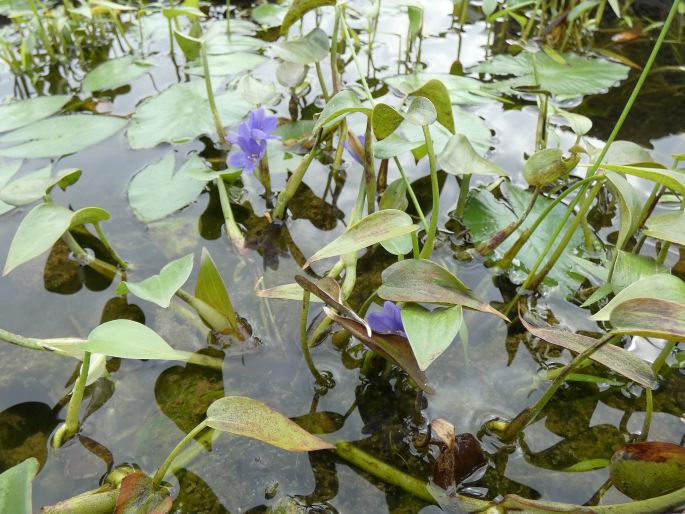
[609,298,685,341]
[114,472,172,514]
[295,275,371,335]
[324,308,433,394]
[610,441,685,500]
[205,396,335,452]
[521,318,657,389]
[378,259,508,321]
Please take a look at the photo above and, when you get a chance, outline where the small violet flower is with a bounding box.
[367,301,406,338]
[343,135,365,165]
[227,108,280,173]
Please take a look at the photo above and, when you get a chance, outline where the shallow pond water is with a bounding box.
[0,0,684,512]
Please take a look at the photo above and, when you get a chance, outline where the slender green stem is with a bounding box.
[394,157,427,227]
[314,61,330,101]
[201,44,227,142]
[63,231,121,278]
[27,0,56,59]
[652,340,676,376]
[363,118,376,215]
[216,177,245,250]
[0,327,47,352]
[340,10,374,105]
[93,223,128,269]
[152,420,208,487]
[454,174,471,220]
[330,7,341,94]
[273,130,323,219]
[225,0,231,33]
[639,388,653,442]
[300,290,327,385]
[419,124,439,259]
[478,187,540,255]
[54,352,92,448]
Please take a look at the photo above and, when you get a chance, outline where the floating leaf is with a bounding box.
[128,152,209,223]
[238,75,278,105]
[127,81,251,149]
[114,472,172,514]
[521,318,657,389]
[314,90,370,130]
[83,56,153,92]
[252,3,287,27]
[437,134,506,176]
[116,254,193,308]
[378,259,508,320]
[325,309,433,393]
[272,28,329,65]
[0,160,21,215]
[409,79,455,133]
[385,72,495,106]
[280,0,336,35]
[610,298,685,341]
[188,52,267,77]
[592,274,685,322]
[80,320,189,360]
[3,203,73,275]
[401,304,463,371]
[205,396,335,451]
[195,248,234,320]
[0,95,71,133]
[0,115,127,158]
[644,210,685,246]
[474,51,629,99]
[0,167,81,206]
[0,458,38,514]
[610,442,685,500]
[304,209,418,266]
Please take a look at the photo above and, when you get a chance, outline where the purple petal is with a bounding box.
[229,151,248,169]
[251,128,268,140]
[262,115,278,134]
[239,122,251,140]
[227,132,240,144]
[243,159,257,173]
[367,312,397,334]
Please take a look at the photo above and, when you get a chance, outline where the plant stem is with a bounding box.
[41,489,118,514]
[478,187,540,255]
[63,231,121,278]
[93,222,128,269]
[419,124,439,259]
[215,177,245,250]
[225,0,231,33]
[393,157,427,227]
[454,174,471,220]
[639,388,653,442]
[330,6,341,94]
[652,340,676,376]
[363,118,376,214]
[0,327,47,351]
[273,130,323,219]
[152,420,208,487]
[54,351,91,448]
[200,43,226,142]
[300,290,328,385]
[501,334,614,442]
[315,61,330,101]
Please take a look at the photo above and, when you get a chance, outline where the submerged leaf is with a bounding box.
[206,396,335,451]
[378,259,508,320]
[521,318,657,389]
[116,253,194,308]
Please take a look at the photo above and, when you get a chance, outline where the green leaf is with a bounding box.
[409,79,455,133]
[0,167,81,206]
[0,95,71,133]
[113,472,172,514]
[609,298,685,341]
[378,259,508,320]
[0,160,21,215]
[128,152,209,223]
[475,51,629,100]
[592,274,685,322]
[305,209,418,265]
[385,72,496,106]
[611,251,665,293]
[379,179,408,211]
[437,134,506,176]
[162,5,205,18]
[605,171,641,251]
[601,164,685,195]
[0,458,38,514]
[83,320,189,360]
[256,282,324,302]
[252,3,287,27]
[83,56,153,92]
[594,140,655,166]
[272,28,329,64]
[463,183,586,293]
[521,319,656,389]
[116,253,194,308]
[188,52,268,77]
[195,248,234,320]
[238,75,278,105]
[314,90,371,130]
[401,304,463,371]
[280,0,336,35]
[3,203,73,275]
[70,206,110,227]
[127,81,251,149]
[404,96,437,126]
[644,210,685,246]
[276,61,308,88]
[174,29,203,61]
[549,105,592,136]
[205,396,335,451]
[0,115,127,158]
[610,442,685,500]
[372,103,404,140]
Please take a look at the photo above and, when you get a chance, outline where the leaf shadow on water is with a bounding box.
[0,402,59,472]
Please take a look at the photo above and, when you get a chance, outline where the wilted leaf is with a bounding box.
[114,472,172,514]
[609,298,685,341]
[433,432,486,489]
[205,396,335,451]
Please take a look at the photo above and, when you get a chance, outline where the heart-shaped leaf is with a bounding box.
[408,79,455,133]
[128,152,209,223]
[304,209,418,266]
[3,203,73,275]
[521,318,657,389]
[116,254,194,308]
[378,259,508,321]
[205,396,335,451]
[83,56,153,92]
[437,134,506,176]
[404,96,437,126]
[644,210,685,246]
[314,90,370,130]
[280,0,336,35]
[401,303,463,371]
[609,298,685,341]
[0,95,71,133]
[372,103,404,141]
[272,28,329,64]
[0,458,38,514]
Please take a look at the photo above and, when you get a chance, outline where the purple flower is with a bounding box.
[227,108,280,173]
[367,301,406,338]
[344,135,365,164]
